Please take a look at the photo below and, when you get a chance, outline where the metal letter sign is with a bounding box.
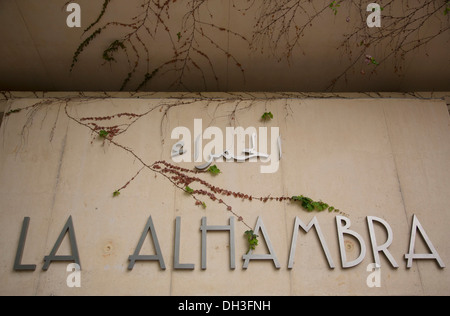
[174,217,195,270]
[200,217,235,270]
[288,216,335,269]
[405,215,445,268]
[336,216,366,268]
[367,216,398,268]
[243,217,280,269]
[42,216,81,271]
[11,214,446,273]
[128,216,166,270]
[14,217,37,271]
[195,133,271,170]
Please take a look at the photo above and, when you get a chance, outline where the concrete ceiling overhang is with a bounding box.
[1,0,449,92]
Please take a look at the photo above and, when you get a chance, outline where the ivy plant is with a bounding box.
[245,230,259,254]
[329,1,340,15]
[261,112,273,121]
[365,55,379,65]
[102,40,125,63]
[292,195,338,213]
[99,129,109,138]
[207,165,221,175]
[185,185,194,194]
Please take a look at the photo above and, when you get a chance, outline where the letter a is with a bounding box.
[366,3,381,28]
[66,3,81,28]
[243,217,280,269]
[405,215,445,268]
[128,216,166,270]
[42,216,81,271]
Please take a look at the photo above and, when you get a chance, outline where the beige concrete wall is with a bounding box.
[0,93,449,296]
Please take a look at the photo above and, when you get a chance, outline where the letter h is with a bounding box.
[200,217,235,270]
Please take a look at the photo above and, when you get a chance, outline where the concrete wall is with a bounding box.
[0,93,449,295]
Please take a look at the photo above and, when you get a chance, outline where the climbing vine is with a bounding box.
[245,230,259,254]
[70,0,248,91]
[69,0,449,91]
[3,94,352,252]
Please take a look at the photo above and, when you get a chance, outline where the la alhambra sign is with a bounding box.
[13,213,445,272]
[8,110,447,280]
[1,94,449,295]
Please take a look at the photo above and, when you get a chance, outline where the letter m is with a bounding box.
[288,216,335,269]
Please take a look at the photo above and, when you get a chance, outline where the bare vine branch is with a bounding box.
[70,0,249,91]
[241,0,449,90]
[69,0,449,91]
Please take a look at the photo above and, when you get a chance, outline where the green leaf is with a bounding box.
[292,195,340,214]
[245,230,259,253]
[207,165,221,175]
[102,39,125,62]
[261,112,274,120]
[185,186,194,194]
[329,1,339,14]
[99,130,109,138]
[5,108,21,116]
[113,190,120,197]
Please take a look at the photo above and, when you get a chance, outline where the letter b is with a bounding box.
[336,216,366,268]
